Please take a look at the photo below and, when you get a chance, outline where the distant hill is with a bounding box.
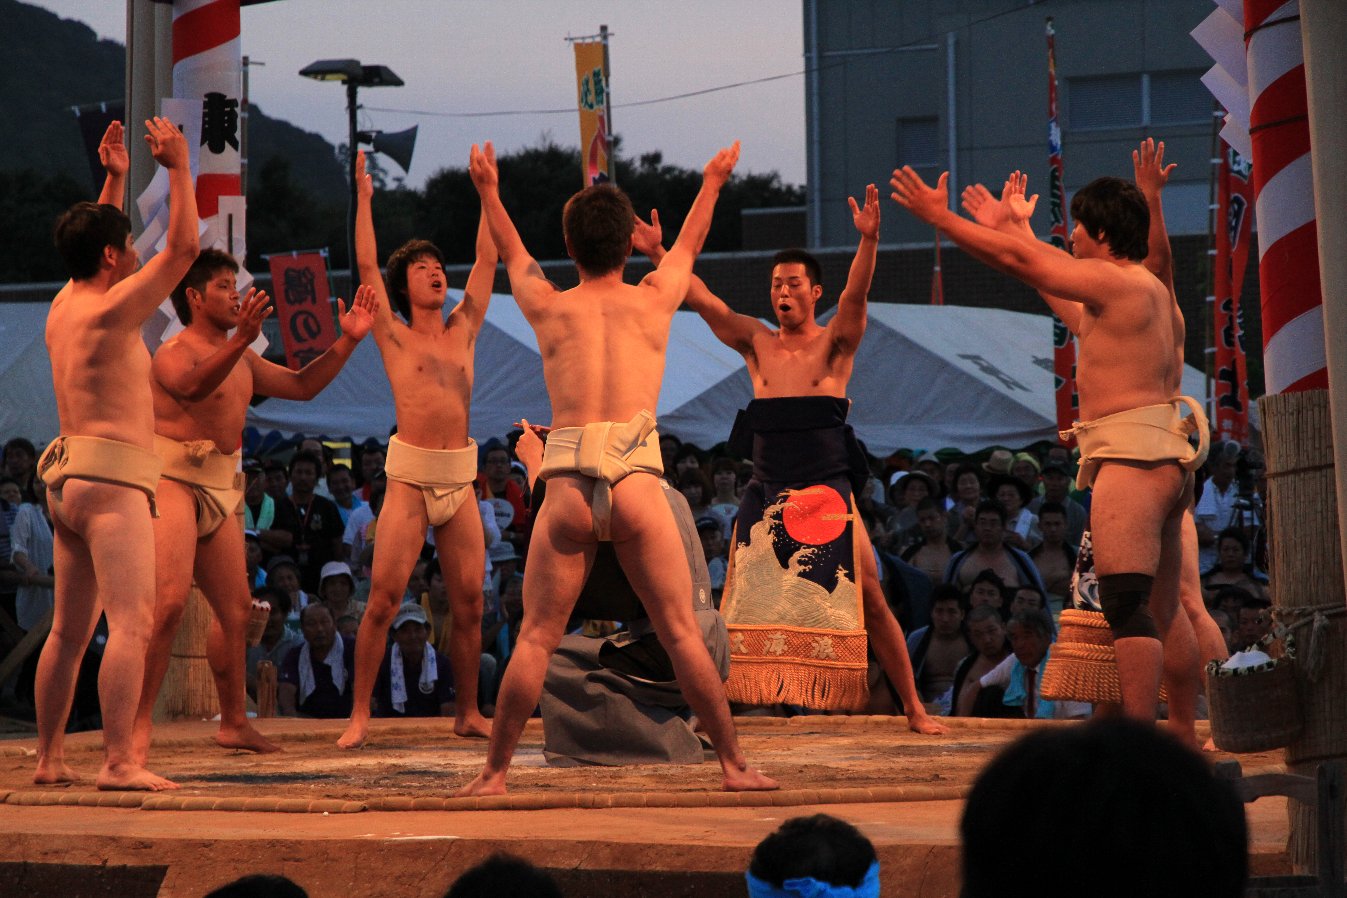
[0,0,344,197]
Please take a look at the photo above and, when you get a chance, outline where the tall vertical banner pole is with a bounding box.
[1212,142,1254,445]
[1046,18,1078,446]
[573,33,613,187]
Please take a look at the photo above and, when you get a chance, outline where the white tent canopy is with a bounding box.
[0,298,1220,455]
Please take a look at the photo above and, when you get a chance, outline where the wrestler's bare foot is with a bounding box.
[96,762,179,792]
[454,712,492,739]
[336,718,369,750]
[721,762,779,792]
[215,722,281,754]
[456,770,506,797]
[908,713,949,736]
[33,758,80,785]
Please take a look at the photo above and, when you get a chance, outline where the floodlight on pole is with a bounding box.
[299,59,404,274]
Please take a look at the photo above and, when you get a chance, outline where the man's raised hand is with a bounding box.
[1000,171,1038,224]
[144,117,188,170]
[1132,138,1175,198]
[703,141,740,190]
[849,183,880,240]
[632,209,664,257]
[890,167,949,224]
[356,151,374,201]
[337,284,378,341]
[960,183,1003,228]
[98,121,128,178]
[469,142,499,192]
[234,289,273,345]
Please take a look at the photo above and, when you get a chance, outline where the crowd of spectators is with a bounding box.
[0,427,1274,728]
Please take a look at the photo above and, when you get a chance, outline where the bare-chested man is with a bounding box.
[892,160,1206,723]
[959,141,1226,746]
[630,192,946,735]
[37,119,197,790]
[458,140,776,795]
[337,151,496,748]
[129,249,376,765]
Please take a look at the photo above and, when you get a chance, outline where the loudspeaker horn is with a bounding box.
[364,125,418,174]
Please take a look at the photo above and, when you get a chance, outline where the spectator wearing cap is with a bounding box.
[914,451,943,485]
[487,540,519,601]
[373,604,455,718]
[243,458,300,562]
[982,448,1015,478]
[1028,462,1088,548]
[882,470,937,549]
[318,561,365,626]
[277,603,355,718]
[696,514,728,598]
[988,475,1040,551]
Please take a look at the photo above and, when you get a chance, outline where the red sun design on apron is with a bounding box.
[780,485,849,546]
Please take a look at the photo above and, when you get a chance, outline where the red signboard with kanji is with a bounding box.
[267,252,337,370]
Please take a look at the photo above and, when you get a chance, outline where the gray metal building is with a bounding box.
[803,0,1218,247]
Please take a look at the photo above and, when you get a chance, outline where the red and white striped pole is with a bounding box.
[171,0,242,232]
[1244,0,1324,394]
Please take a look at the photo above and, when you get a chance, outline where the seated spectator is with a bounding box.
[356,441,386,503]
[10,476,54,633]
[944,500,1047,596]
[3,437,38,503]
[1008,584,1047,617]
[284,450,346,591]
[487,540,519,601]
[747,814,879,898]
[335,614,360,642]
[244,530,266,589]
[696,514,728,598]
[1028,462,1088,547]
[1011,451,1042,496]
[951,606,1010,717]
[965,568,1007,616]
[659,431,683,472]
[263,458,290,502]
[945,464,984,544]
[961,719,1248,898]
[267,556,310,636]
[0,476,20,506]
[326,464,365,528]
[478,440,530,554]
[905,584,970,711]
[244,459,300,562]
[318,561,365,625]
[677,467,714,522]
[1235,595,1272,651]
[420,558,499,705]
[245,586,302,699]
[206,874,308,898]
[900,498,953,584]
[707,456,741,536]
[1201,528,1269,604]
[372,604,455,718]
[989,475,1040,551]
[277,603,354,718]
[404,557,429,606]
[1209,608,1237,655]
[959,610,1088,720]
[670,441,706,481]
[882,470,937,547]
[445,854,561,898]
[1029,501,1077,612]
[1211,584,1253,624]
[344,482,384,580]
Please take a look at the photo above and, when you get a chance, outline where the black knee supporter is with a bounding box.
[1097,573,1158,639]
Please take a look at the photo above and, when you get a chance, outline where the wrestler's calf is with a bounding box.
[1098,572,1159,640]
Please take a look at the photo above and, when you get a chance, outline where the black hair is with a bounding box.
[288,450,323,476]
[749,814,876,889]
[53,202,133,281]
[3,437,36,459]
[1008,607,1052,638]
[771,248,823,287]
[252,586,291,616]
[1037,500,1067,519]
[385,239,445,322]
[562,183,635,276]
[205,874,308,898]
[930,583,964,609]
[975,498,1008,526]
[170,248,239,325]
[1069,176,1150,262]
[445,853,562,898]
[961,719,1247,898]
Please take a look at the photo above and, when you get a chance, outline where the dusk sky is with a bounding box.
[32,0,809,188]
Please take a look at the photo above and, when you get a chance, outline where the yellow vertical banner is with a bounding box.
[574,40,612,185]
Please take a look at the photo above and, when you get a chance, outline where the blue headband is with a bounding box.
[744,860,880,898]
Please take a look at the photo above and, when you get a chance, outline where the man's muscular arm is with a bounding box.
[830,184,880,353]
[451,206,499,330]
[250,286,377,400]
[893,168,1118,311]
[632,209,761,354]
[645,142,740,309]
[469,142,554,311]
[961,173,1083,334]
[106,118,199,325]
[354,152,399,338]
[96,121,128,210]
[1133,138,1176,295]
[153,289,272,402]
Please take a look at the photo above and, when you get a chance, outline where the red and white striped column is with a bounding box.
[1244,0,1324,394]
[171,0,242,225]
